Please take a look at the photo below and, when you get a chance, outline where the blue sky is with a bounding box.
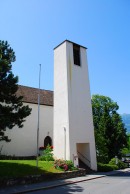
[0,0,130,114]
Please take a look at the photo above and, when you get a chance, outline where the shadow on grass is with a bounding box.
[0,160,57,180]
[0,160,86,188]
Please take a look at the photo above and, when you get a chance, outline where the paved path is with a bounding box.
[29,170,130,194]
[0,168,130,194]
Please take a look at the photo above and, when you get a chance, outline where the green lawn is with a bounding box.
[0,160,62,179]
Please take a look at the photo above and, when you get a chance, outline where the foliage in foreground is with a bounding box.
[0,40,32,142]
[98,157,128,172]
[109,158,127,169]
[120,147,130,156]
[92,94,127,163]
[38,146,77,171]
[97,163,118,172]
[54,159,77,171]
[38,145,54,161]
[120,134,130,155]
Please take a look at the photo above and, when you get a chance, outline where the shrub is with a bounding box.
[39,146,53,151]
[109,158,127,169]
[38,145,54,161]
[97,155,109,164]
[65,160,74,169]
[54,159,77,171]
[97,163,118,172]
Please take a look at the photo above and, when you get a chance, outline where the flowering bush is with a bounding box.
[54,159,77,171]
[39,146,45,151]
[39,145,54,161]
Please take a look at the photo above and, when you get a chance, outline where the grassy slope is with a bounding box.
[0,160,61,179]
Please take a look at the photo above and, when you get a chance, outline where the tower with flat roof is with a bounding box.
[53,40,97,170]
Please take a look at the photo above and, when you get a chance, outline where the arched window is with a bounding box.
[44,136,52,147]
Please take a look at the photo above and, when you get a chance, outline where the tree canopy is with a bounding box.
[92,94,127,163]
[0,40,32,142]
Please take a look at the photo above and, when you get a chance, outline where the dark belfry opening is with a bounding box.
[73,44,81,66]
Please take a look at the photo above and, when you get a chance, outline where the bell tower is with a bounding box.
[53,40,97,170]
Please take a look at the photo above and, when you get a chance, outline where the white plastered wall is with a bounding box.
[54,40,97,170]
[66,43,97,170]
[0,103,53,156]
[53,42,70,160]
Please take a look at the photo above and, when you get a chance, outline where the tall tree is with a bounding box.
[0,40,32,142]
[92,95,127,163]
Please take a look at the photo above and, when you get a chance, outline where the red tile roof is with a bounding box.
[17,85,53,106]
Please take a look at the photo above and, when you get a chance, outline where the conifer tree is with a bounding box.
[0,40,32,142]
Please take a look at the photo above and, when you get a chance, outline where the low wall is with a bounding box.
[0,168,86,187]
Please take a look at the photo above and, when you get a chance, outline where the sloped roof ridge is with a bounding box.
[17,85,53,106]
[18,84,53,93]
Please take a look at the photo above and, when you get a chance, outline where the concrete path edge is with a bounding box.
[11,168,130,194]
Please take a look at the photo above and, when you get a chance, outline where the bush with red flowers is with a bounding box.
[39,146,45,151]
[54,159,77,171]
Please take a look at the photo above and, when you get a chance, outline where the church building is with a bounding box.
[0,40,97,171]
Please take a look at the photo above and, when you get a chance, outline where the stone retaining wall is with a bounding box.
[0,168,86,187]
